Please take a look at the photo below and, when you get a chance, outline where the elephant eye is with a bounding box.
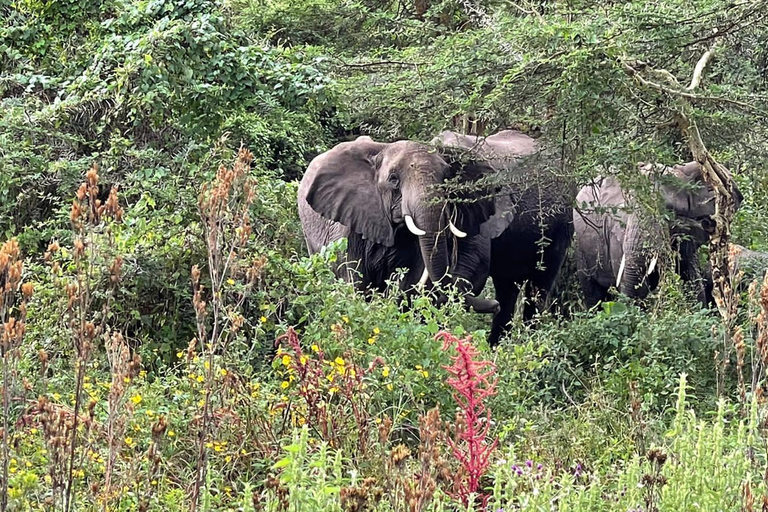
[387,173,400,188]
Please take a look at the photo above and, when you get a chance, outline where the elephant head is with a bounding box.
[617,161,742,297]
[303,136,498,308]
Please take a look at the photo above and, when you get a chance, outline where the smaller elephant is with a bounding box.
[297,135,500,314]
[573,161,742,307]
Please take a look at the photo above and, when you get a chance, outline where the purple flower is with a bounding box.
[526,460,533,468]
[537,463,543,471]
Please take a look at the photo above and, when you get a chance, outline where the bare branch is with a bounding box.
[687,47,717,90]
[620,59,768,116]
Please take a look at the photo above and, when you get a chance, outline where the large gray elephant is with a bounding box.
[297,135,501,314]
[573,162,742,307]
[433,130,576,345]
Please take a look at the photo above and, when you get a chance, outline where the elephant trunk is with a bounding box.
[418,230,450,288]
[619,214,659,299]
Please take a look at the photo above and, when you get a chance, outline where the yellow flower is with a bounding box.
[373,327,380,335]
[386,383,393,391]
[204,361,210,370]
[124,376,131,383]
[335,357,345,366]
[422,371,429,378]
[130,394,142,405]
[125,437,134,447]
[367,337,375,345]
[260,316,267,323]
[329,386,339,394]
[326,373,334,382]
[281,381,289,389]
[415,364,423,370]
[168,430,176,437]
[342,315,349,323]
[311,344,319,352]
[146,410,155,418]
[282,355,291,366]
[226,278,235,286]
[349,368,356,378]
[177,351,184,359]
[299,355,309,365]
[196,375,204,383]
[382,366,390,378]
[206,442,214,449]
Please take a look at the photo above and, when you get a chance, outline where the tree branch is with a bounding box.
[687,47,716,90]
[620,59,768,116]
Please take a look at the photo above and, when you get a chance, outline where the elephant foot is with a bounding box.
[464,294,500,315]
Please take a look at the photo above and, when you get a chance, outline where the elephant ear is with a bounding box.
[438,145,501,237]
[305,139,395,246]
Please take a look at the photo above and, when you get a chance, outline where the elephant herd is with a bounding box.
[298,129,753,347]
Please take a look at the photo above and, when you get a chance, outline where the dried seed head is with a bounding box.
[390,444,411,467]
[151,416,168,439]
[109,257,123,284]
[22,282,34,299]
[87,165,99,188]
[76,184,87,202]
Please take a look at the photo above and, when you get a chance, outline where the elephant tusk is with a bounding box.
[647,255,658,276]
[616,253,626,288]
[404,215,426,236]
[417,267,429,287]
[448,220,467,238]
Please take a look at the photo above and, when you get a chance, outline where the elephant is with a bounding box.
[432,130,576,345]
[573,161,743,308]
[297,135,501,314]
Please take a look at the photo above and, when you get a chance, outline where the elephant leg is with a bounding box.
[524,219,574,321]
[489,277,518,347]
[580,274,608,308]
[448,234,498,314]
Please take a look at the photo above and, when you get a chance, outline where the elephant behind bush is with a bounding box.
[297,135,501,315]
[298,130,575,346]
[573,162,742,307]
[433,130,576,344]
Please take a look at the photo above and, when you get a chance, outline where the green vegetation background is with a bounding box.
[2,0,768,509]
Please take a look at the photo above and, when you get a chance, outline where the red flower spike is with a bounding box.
[437,331,499,509]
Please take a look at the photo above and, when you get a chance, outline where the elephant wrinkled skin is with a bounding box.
[573,162,742,307]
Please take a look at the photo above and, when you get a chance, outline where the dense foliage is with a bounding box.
[2,0,768,510]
